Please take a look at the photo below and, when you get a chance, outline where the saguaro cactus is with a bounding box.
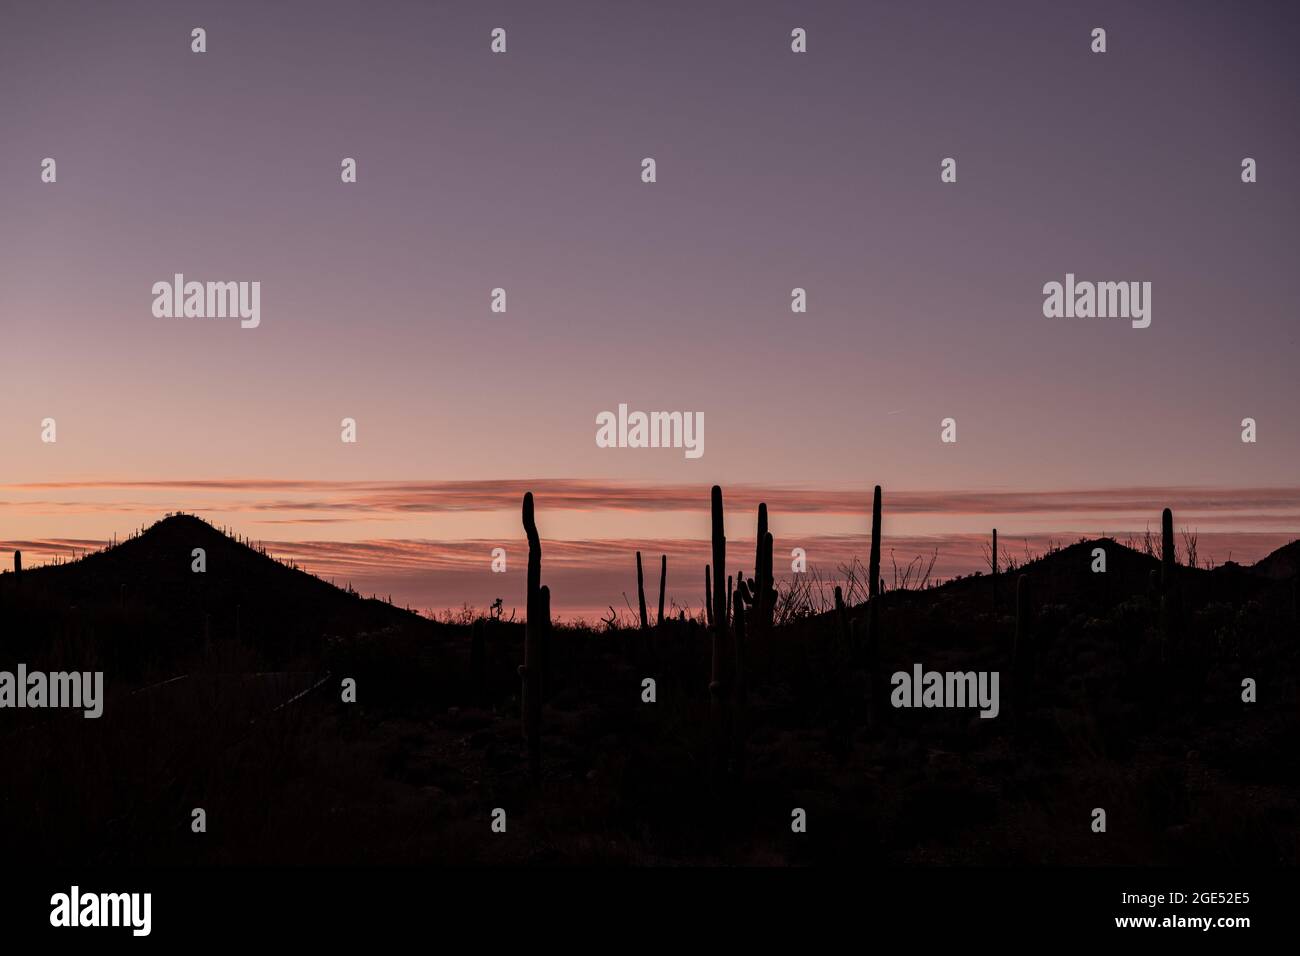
[762,532,775,628]
[636,551,648,630]
[751,504,775,630]
[869,486,882,599]
[1160,507,1178,658]
[704,565,713,627]
[14,550,22,583]
[657,554,667,627]
[709,486,729,783]
[711,487,726,641]
[520,492,543,779]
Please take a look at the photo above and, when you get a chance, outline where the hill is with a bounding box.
[1250,539,1300,581]
[1,514,428,674]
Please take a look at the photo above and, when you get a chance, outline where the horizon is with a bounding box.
[5,478,1298,620]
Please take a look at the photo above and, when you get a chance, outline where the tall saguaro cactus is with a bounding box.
[711,486,727,648]
[753,503,775,630]
[636,551,648,630]
[14,550,22,583]
[869,486,882,599]
[704,565,713,627]
[709,486,729,783]
[1160,506,1178,658]
[520,492,544,780]
[737,504,777,632]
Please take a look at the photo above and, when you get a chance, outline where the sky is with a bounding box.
[2,0,1298,618]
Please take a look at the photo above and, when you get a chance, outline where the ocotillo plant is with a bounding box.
[636,551,648,630]
[657,554,666,627]
[704,565,713,627]
[520,492,543,780]
[869,486,882,599]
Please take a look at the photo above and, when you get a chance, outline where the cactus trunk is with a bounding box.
[761,531,775,629]
[869,486,882,600]
[709,486,729,786]
[754,503,775,630]
[520,493,543,780]
[704,565,713,627]
[711,487,726,645]
[1160,507,1177,658]
[636,550,648,630]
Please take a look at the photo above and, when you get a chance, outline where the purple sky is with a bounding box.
[2,0,1298,616]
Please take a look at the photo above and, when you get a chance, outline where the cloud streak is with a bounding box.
[6,478,1300,519]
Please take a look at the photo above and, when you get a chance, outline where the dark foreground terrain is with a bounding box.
[2,513,1297,866]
